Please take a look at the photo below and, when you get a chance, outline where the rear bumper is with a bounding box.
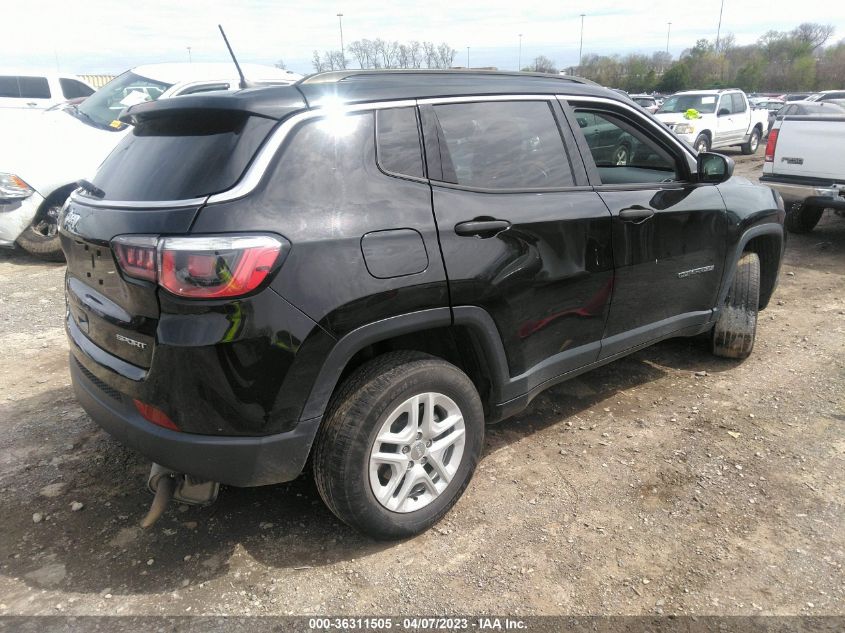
[0,192,43,247]
[761,178,845,208]
[70,354,321,487]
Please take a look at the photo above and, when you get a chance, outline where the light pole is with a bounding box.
[715,0,724,50]
[518,34,523,71]
[187,46,192,63]
[337,13,345,68]
[579,14,586,70]
[466,46,470,68]
[666,22,672,54]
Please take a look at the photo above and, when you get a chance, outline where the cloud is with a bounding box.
[2,0,842,75]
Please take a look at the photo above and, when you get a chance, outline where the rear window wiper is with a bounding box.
[77,179,106,199]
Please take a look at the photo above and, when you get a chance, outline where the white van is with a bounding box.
[0,63,303,259]
[0,71,94,110]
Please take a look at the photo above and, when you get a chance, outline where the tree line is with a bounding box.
[311,39,457,72]
[575,23,842,93]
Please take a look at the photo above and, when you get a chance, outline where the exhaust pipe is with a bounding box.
[140,474,176,529]
[140,463,220,528]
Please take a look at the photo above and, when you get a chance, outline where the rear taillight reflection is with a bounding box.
[764,129,778,163]
[111,234,285,299]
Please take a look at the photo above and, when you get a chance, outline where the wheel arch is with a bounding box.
[718,224,784,311]
[299,307,511,424]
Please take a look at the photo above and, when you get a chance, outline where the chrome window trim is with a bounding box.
[557,94,697,159]
[417,94,556,105]
[69,190,209,209]
[207,99,419,204]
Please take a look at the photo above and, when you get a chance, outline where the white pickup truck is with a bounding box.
[761,107,845,233]
[656,89,768,155]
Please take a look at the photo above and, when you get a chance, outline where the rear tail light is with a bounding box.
[113,236,157,282]
[112,234,286,299]
[764,129,779,163]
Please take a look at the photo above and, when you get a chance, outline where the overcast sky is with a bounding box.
[3,0,844,76]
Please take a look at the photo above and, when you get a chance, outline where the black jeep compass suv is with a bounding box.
[61,71,785,539]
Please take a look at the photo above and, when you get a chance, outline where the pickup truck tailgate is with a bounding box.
[773,116,845,181]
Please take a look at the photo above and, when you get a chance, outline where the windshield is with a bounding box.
[657,94,718,114]
[76,71,171,130]
[633,98,654,106]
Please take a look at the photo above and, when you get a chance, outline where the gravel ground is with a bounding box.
[0,150,842,617]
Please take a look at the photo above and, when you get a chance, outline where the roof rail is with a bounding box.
[300,69,591,86]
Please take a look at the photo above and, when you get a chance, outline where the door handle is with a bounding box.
[618,206,655,223]
[454,218,511,237]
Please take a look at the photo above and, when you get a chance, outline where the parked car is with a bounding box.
[761,105,845,233]
[60,70,785,538]
[769,100,845,135]
[805,90,845,102]
[629,94,659,113]
[0,62,302,260]
[656,89,768,154]
[780,93,812,102]
[0,70,94,110]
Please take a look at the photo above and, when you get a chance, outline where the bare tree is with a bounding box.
[274,59,287,70]
[312,50,325,73]
[792,23,835,52]
[526,55,557,74]
[436,43,457,69]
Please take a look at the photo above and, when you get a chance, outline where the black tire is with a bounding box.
[612,143,630,166]
[693,133,710,153]
[313,351,484,540]
[741,128,761,155]
[784,202,823,234]
[15,197,65,262]
[712,252,760,360]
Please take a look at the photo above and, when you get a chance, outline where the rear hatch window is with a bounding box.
[91,110,276,201]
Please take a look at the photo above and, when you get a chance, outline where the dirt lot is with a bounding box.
[0,149,842,617]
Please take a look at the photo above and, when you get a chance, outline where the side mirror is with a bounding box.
[717,108,731,117]
[697,152,734,184]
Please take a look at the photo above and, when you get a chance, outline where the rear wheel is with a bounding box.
[741,128,761,155]
[784,202,824,234]
[313,351,484,539]
[15,196,66,262]
[712,252,760,360]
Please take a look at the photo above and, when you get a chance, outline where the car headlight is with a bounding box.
[0,173,35,201]
[674,123,696,135]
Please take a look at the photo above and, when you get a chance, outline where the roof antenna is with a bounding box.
[218,24,249,90]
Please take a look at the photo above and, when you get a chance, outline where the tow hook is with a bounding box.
[140,463,220,529]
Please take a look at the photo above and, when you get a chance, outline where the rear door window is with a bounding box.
[91,111,277,201]
[376,107,424,178]
[0,76,50,99]
[431,101,574,189]
[731,93,747,113]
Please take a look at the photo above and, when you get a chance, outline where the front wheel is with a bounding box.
[15,199,65,262]
[612,143,630,166]
[313,351,484,539]
[693,134,710,153]
[741,128,761,155]
[711,252,760,360]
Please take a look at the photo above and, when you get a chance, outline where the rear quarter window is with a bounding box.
[91,111,277,201]
[376,107,424,178]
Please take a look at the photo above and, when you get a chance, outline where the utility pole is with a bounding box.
[579,14,586,70]
[187,46,192,63]
[467,46,470,68]
[518,34,523,71]
[666,22,672,54]
[715,0,724,50]
[337,13,345,68]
